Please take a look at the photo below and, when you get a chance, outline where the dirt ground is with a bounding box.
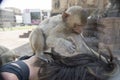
[0,30,33,56]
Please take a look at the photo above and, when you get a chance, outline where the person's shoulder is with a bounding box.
[1,72,18,80]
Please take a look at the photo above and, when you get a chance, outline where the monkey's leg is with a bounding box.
[29,28,53,62]
[29,28,44,54]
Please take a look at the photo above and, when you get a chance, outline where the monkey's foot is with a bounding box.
[39,54,54,63]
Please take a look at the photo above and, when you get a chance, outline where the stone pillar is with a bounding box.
[99,18,120,54]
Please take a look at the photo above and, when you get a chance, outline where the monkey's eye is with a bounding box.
[74,24,84,28]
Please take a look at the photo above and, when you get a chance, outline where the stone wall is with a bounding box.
[99,18,120,54]
[52,0,109,15]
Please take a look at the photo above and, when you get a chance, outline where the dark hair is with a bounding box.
[38,52,115,80]
[18,54,34,60]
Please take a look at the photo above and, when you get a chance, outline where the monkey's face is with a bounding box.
[69,15,84,34]
[62,12,85,34]
[73,23,84,34]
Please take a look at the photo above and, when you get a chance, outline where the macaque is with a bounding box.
[46,6,89,56]
[29,6,88,61]
[0,45,18,66]
[29,14,62,59]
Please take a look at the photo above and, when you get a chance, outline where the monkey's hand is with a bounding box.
[56,39,76,54]
[39,52,54,63]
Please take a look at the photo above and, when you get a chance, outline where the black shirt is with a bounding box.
[0,61,29,80]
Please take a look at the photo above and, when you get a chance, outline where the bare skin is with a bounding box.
[1,55,40,80]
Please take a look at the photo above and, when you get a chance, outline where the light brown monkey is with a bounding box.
[46,6,89,56]
[29,6,88,61]
[29,14,63,60]
[0,45,18,66]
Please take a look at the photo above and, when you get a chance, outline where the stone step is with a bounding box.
[19,30,31,38]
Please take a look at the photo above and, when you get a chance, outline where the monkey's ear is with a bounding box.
[62,12,70,20]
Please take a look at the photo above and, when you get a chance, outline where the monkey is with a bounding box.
[29,13,64,61]
[29,6,89,61]
[29,14,63,59]
[46,6,89,56]
[0,45,18,66]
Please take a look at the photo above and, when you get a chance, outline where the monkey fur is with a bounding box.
[29,6,89,62]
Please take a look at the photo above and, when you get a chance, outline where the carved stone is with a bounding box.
[99,18,120,54]
[52,0,108,15]
[103,0,120,17]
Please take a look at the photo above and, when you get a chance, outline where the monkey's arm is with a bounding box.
[46,25,76,54]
